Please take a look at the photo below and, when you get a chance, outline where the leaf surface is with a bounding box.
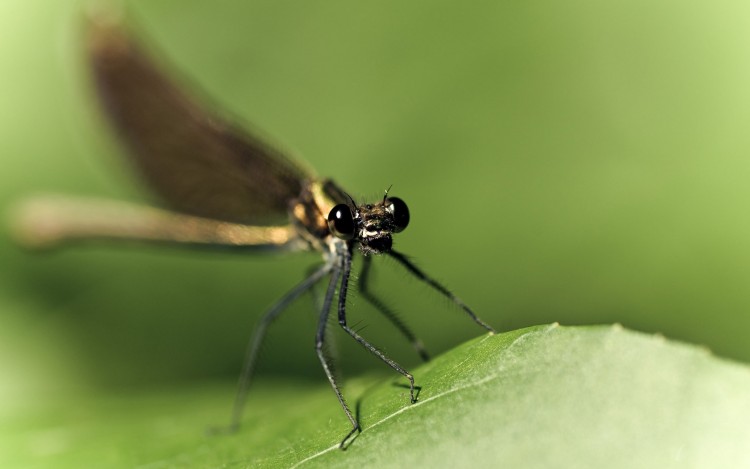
[2,324,749,468]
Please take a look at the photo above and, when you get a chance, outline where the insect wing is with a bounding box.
[88,18,310,226]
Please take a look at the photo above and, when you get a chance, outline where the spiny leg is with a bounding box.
[229,262,333,431]
[315,253,359,449]
[388,250,496,334]
[359,255,430,361]
[338,246,417,404]
[305,264,341,363]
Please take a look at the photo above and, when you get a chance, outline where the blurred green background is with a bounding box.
[2,0,750,405]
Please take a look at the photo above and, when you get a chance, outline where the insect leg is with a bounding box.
[338,247,416,404]
[315,251,359,448]
[359,255,430,361]
[388,250,496,334]
[229,261,333,431]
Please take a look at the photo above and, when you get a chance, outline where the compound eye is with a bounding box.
[327,204,356,240]
[385,197,409,232]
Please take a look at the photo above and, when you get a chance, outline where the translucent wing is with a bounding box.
[88,16,310,225]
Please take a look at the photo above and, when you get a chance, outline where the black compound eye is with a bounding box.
[327,204,356,240]
[385,197,409,233]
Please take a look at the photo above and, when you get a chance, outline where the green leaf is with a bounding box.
[2,324,749,468]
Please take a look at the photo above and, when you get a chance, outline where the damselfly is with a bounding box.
[14,13,495,448]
